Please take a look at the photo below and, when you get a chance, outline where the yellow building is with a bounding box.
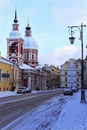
[0,57,19,91]
[43,64,60,89]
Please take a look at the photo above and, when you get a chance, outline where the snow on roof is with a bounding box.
[19,63,34,70]
[0,57,13,65]
[35,65,44,70]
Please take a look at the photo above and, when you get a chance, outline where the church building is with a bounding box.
[6,9,47,90]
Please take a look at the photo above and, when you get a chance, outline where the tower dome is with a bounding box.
[24,36,38,50]
[23,21,38,50]
[9,30,22,39]
[9,9,22,39]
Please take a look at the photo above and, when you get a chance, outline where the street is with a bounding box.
[0,89,63,129]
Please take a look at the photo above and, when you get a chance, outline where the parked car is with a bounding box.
[71,87,78,92]
[17,87,31,94]
[63,87,73,95]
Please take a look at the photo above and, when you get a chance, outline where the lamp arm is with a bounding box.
[68,26,81,36]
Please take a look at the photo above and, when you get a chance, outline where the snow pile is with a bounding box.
[52,91,87,130]
[0,91,18,97]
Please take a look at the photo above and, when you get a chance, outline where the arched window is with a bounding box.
[11,43,16,53]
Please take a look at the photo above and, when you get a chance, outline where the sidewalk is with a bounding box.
[52,90,87,130]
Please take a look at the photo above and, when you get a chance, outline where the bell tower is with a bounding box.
[7,9,24,66]
[23,20,38,67]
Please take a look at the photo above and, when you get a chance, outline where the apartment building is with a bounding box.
[61,59,81,88]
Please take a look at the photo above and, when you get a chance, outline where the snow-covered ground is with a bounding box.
[1,90,87,130]
[0,91,18,97]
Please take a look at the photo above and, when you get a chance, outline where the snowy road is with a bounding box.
[3,93,71,130]
[0,90,63,129]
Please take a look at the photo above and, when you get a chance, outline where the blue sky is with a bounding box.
[0,0,87,66]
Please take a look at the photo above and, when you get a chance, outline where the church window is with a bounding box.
[21,45,23,54]
[11,43,16,53]
[24,53,27,60]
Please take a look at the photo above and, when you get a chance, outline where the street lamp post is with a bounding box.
[68,23,86,103]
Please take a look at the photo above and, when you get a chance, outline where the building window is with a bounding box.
[65,84,67,87]
[24,53,27,60]
[21,45,23,54]
[3,87,5,91]
[0,69,1,82]
[6,71,9,82]
[77,78,79,82]
[77,84,79,87]
[77,72,79,75]
[32,54,34,60]
[65,72,67,75]
[76,64,78,68]
[11,43,16,53]
[65,77,67,82]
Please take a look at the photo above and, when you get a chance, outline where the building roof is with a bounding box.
[0,57,12,65]
[19,63,34,70]
[35,65,44,70]
[0,57,18,68]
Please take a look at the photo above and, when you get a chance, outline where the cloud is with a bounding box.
[39,45,80,66]
[54,45,79,57]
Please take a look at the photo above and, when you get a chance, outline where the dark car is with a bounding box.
[63,87,73,95]
[17,87,31,94]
